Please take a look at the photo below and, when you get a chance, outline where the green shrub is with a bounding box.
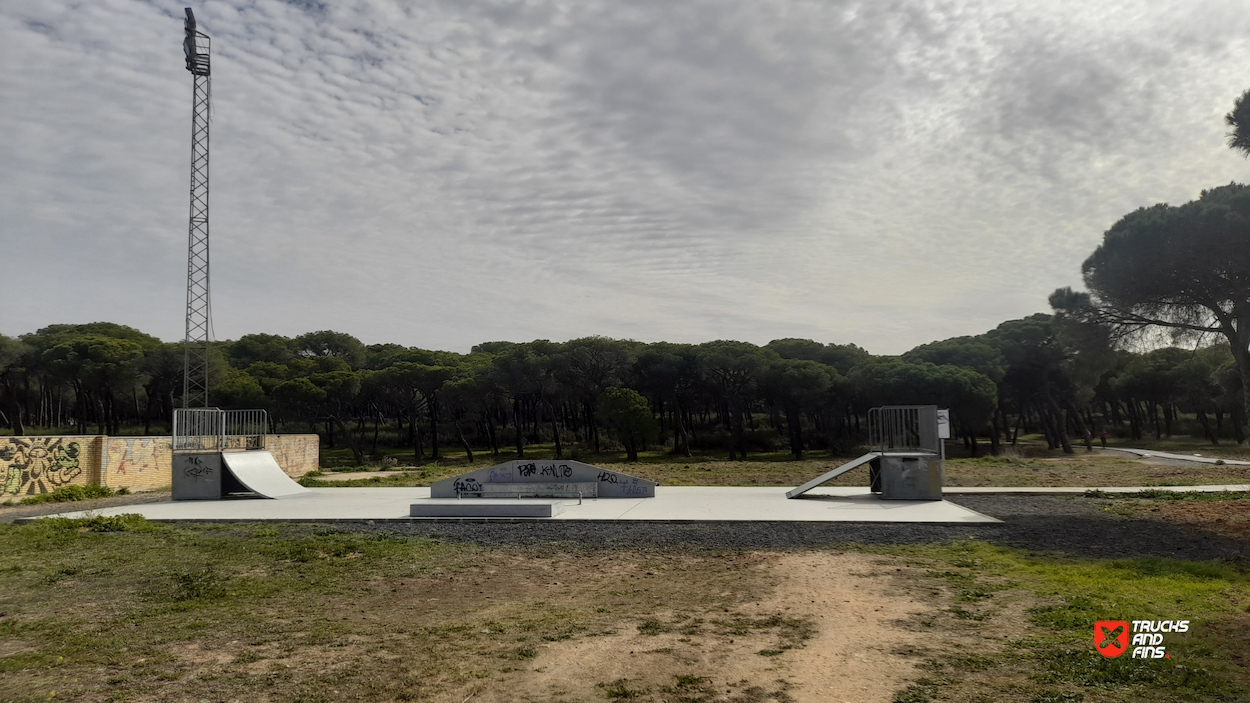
[19,484,116,505]
[169,567,227,601]
[34,513,151,532]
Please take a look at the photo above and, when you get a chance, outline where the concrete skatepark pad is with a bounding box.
[218,451,313,499]
[37,486,1000,523]
[431,459,656,499]
[786,452,882,499]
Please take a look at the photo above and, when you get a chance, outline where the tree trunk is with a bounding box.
[549,401,562,459]
[329,415,365,465]
[455,419,474,462]
[486,410,499,456]
[1064,399,1091,452]
[513,397,524,458]
[1196,409,1219,446]
[410,408,424,461]
[732,400,748,460]
[1236,343,1250,443]
[785,402,803,460]
[1055,408,1073,454]
[429,396,440,460]
[10,396,23,436]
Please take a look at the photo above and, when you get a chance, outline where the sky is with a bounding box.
[2,0,1248,355]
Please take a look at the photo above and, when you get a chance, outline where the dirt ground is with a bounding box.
[464,553,938,703]
[1127,500,1250,541]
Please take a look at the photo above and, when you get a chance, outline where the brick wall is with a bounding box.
[1,436,104,497]
[1,434,319,496]
[264,435,321,478]
[102,437,172,492]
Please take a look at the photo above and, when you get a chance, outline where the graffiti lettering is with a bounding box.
[516,463,537,477]
[454,478,483,494]
[597,471,618,484]
[539,463,573,478]
[181,457,215,478]
[1,438,83,496]
[488,467,513,483]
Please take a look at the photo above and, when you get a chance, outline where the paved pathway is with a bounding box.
[1102,447,1250,466]
[945,484,1250,494]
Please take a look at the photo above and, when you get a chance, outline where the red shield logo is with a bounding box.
[1095,620,1129,658]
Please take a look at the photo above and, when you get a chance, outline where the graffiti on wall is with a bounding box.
[1,438,83,495]
[106,438,166,478]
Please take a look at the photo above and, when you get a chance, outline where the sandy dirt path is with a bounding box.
[458,552,932,703]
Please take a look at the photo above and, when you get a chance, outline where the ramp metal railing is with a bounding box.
[174,408,267,451]
[869,405,940,454]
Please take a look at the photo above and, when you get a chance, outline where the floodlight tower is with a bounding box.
[182,7,212,408]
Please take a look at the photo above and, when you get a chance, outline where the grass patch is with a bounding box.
[597,678,648,698]
[872,541,1250,702]
[0,521,768,701]
[636,618,667,635]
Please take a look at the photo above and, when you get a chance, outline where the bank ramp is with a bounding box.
[786,452,882,499]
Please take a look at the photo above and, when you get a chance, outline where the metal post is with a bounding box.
[182,8,212,408]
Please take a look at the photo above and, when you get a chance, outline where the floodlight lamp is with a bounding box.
[183,7,210,77]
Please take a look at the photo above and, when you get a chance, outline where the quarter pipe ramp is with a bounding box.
[221,450,313,499]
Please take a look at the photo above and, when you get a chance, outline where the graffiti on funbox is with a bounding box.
[540,463,573,479]
[621,482,649,496]
[1,438,83,496]
[454,478,483,494]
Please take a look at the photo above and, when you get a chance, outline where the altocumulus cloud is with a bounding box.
[1,0,1247,352]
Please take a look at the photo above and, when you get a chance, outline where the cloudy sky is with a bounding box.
[2,0,1248,354]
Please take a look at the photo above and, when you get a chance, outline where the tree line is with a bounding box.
[0,309,1244,463]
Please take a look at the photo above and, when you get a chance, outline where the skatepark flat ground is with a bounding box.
[35,486,1001,523]
[30,483,1250,525]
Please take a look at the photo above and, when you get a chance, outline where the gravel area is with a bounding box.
[369,494,1249,562]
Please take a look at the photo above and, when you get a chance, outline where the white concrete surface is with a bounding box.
[35,486,1000,523]
[39,483,1246,525]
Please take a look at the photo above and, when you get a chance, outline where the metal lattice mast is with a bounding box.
[182,8,212,408]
